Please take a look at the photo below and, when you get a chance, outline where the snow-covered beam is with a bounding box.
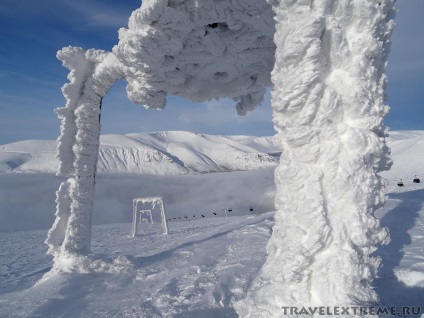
[114,0,276,115]
[237,0,396,315]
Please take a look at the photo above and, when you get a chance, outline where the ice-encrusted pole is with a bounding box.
[46,47,124,262]
[237,0,396,315]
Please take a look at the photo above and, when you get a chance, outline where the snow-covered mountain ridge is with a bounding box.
[0,131,280,174]
[0,130,423,179]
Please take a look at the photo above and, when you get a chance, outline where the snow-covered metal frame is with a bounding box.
[131,197,169,237]
[46,0,396,313]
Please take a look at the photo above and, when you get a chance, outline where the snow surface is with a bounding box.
[0,215,274,317]
[1,195,423,317]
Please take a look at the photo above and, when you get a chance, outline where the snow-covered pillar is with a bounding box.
[131,205,139,237]
[238,0,396,315]
[46,47,124,260]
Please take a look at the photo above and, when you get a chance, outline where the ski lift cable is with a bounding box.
[387,173,424,184]
[389,174,424,187]
[390,173,424,180]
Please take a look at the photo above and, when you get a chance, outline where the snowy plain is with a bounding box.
[0,130,423,317]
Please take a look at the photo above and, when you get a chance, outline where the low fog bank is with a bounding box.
[0,168,276,232]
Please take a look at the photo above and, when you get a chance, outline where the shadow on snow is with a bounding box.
[374,189,424,311]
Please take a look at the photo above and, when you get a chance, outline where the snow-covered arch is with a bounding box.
[46,0,396,312]
[46,0,276,259]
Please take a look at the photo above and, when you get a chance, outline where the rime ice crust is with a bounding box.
[114,0,276,115]
[236,0,396,316]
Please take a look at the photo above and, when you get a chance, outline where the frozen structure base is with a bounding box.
[132,197,169,237]
[46,0,397,313]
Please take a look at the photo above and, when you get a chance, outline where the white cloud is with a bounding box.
[63,1,135,28]
[179,99,238,126]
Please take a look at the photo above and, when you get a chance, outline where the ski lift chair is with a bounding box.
[413,176,421,183]
[397,179,404,187]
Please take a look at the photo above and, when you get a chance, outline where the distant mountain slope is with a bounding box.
[381,131,424,182]
[0,131,280,175]
[0,140,57,174]
[1,130,423,180]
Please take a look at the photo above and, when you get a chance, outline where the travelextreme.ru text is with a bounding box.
[281,306,421,316]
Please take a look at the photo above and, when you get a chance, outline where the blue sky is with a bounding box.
[0,0,423,145]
